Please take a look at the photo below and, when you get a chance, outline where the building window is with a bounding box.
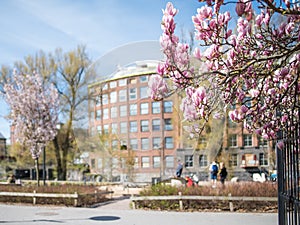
[97,158,102,169]
[129,88,137,100]
[152,102,161,114]
[229,134,237,147]
[119,79,127,86]
[141,156,150,168]
[258,137,268,147]
[129,78,137,84]
[120,122,127,134]
[111,106,117,118]
[152,119,160,131]
[140,102,149,114]
[97,125,101,134]
[102,94,108,105]
[110,81,117,88]
[130,139,138,150]
[130,104,137,116]
[112,157,118,168]
[102,83,108,90]
[91,158,95,168]
[199,155,208,167]
[140,75,148,83]
[120,105,127,117]
[198,136,207,147]
[153,156,160,168]
[103,108,109,119]
[134,157,139,168]
[96,109,101,120]
[164,119,173,131]
[110,91,117,103]
[152,137,161,149]
[141,138,149,150]
[165,137,174,149]
[112,139,118,150]
[259,153,268,166]
[140,86,148,99]
[103,140,109,149]
[164,101,173,113]
[95,95,101,106]
[130,121,138,133]
[185,155,193,168]
[111,123,118,134]
[243,134,252,147]
[120,140,127,150]
[103,124,109,134]
[141,120,149,132]
[229,154,238,167]
[119,89,127,102]
[166,156,174,168]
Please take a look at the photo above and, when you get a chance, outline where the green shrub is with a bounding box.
[140,182,277,197]
[0,183,110,207]
[136,182,278,212]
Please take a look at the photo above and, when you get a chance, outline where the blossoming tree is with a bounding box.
[149,1,300,141]
[4,71,59,186]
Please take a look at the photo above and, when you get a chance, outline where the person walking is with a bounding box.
[209,161,218,188]
[219,163,228,186]
[176,159,183,178]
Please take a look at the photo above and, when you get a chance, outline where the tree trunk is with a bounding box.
[35,158,40,187]
[53,137,64,180]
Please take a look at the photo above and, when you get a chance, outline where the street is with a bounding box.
[0,203,277,225]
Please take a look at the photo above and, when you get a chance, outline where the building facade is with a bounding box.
[88,60,182,182]
[87,60,275,183]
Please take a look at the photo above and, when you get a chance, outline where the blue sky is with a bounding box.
[0,0,200,142]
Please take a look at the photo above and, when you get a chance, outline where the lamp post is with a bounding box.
[42,146,46,186]
[160,101,165,180]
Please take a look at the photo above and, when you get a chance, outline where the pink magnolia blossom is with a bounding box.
[192,87,207,107]
[236,0,252,16]
[277,141,285,150]
[148,74,169,101]
[150,1,300,140]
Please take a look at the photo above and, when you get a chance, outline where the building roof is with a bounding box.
[89,40,164,84]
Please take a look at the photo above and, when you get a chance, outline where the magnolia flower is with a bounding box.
[192,87,207,107]
[181,97,198,121]
[148,74,168,101]
[277,141,284,150]
[236,0,252,16]
[193,47,202,60]
[249,89,259,98]
[156,1,299,139]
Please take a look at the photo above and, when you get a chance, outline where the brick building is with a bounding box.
[87,42,275,183]
[88,60,182,182]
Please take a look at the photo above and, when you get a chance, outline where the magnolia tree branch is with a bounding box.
[149,0,300,141]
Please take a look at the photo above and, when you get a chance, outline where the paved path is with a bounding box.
[0,199,277,225]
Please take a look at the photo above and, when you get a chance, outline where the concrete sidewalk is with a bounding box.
[92,196,132,210]
[0,203,278,225]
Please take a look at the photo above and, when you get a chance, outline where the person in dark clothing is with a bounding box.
[219,163,228,185]
[176,160,183,178]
